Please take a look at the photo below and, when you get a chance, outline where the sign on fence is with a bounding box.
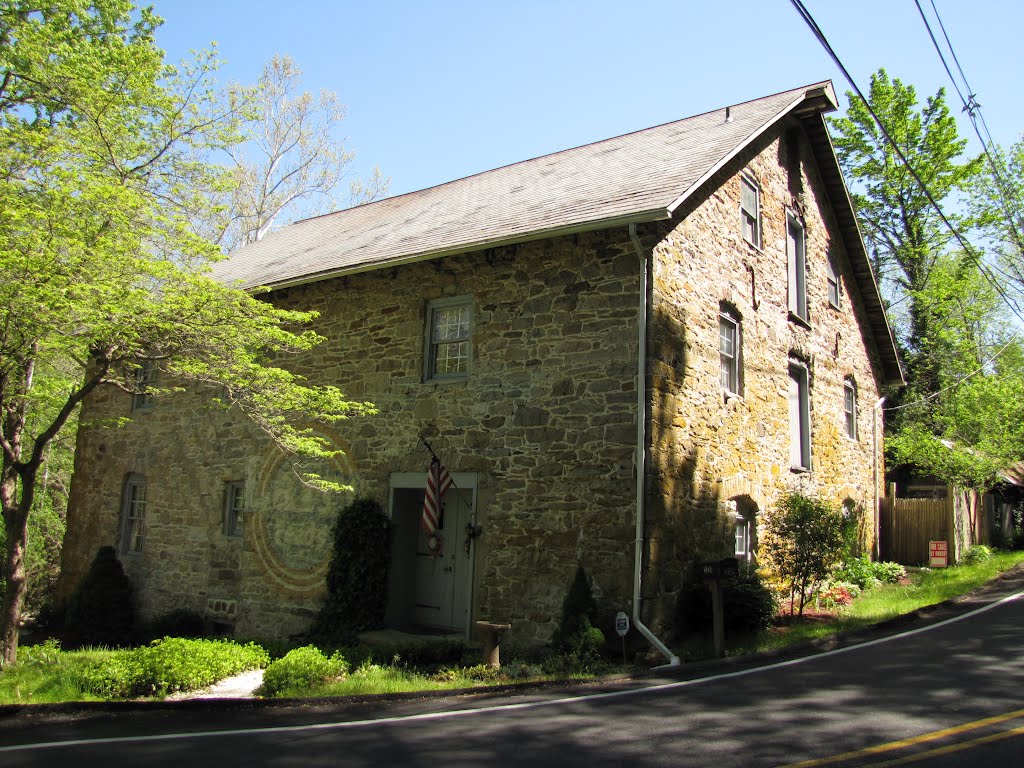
[929,540,948,568]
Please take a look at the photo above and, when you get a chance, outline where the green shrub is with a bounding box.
[763,492,845,615]
[542,622,608,676]
[310,498,391,639]
[962,544,993,564]
[677,566,778,635]
[73,638,269,698]
[64,546,137,649]
[833,556,906,589]
[259,645,348,697]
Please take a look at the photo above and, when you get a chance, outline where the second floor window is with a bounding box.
[787,214,808,323]
[844,379,858,440]
[425,297,473,381]
[132,359,157,411]
[740,175,761,248]
[719,309,742,395]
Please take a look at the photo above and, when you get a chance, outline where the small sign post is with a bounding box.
[929,540,948,568]
[615,611,629,664]
[699,558,740,658]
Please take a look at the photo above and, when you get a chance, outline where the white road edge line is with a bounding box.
[2,589,1021,753]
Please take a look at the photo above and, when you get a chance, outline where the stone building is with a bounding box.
[59,81,903,655]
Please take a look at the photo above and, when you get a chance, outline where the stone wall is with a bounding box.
[60,117,890,646]
[61,230,644,643]
[643,119,886,631]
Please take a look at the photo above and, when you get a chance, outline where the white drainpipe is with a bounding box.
[629,223,681,668]
[873,396,886,560]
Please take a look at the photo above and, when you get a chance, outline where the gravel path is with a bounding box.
[167,668,265,700]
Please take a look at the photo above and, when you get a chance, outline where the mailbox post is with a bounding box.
[698,557,740,658]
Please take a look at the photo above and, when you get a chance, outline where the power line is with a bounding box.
[914,0,1024,260]
[788,0,1024,329]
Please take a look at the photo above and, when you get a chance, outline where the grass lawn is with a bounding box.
[2,551,1022,705]
[740,549,1024,653]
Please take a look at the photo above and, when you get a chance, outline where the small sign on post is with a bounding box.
[615,611,630,665]
[929,540,948,568]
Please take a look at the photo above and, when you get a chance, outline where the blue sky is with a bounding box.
[156,0,1022,200]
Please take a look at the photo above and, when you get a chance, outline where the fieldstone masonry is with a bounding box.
[60,117,888,645]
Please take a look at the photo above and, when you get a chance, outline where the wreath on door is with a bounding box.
[426,531,445,557]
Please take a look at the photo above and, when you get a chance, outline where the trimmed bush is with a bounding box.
[74,637,269,698]
[553,565,598,650]
[63,546,137,649]
[677,566,778,635]
[833,555,906,589]
[962,544,993,564]
[310,498,391,639]
[259,645,348,697]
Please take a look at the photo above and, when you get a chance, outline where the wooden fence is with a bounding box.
[879,497,953,565]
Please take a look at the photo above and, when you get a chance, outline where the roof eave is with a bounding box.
[240,208,672,292]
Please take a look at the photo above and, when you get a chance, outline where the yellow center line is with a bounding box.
[867,724,1024,767]
[777,708,1024,768]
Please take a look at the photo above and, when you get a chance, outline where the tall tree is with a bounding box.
[210,54,389,252]
[829,70,1024,488]
[0,1,373,666]
[831,69,984,391]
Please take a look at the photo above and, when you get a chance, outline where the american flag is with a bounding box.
[421,457,454,534]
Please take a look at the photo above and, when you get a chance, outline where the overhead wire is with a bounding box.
[788,0,1024,328]
[787,0,1023,413]
[915,0,1024,261]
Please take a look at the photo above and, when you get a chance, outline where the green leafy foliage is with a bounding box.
[676,565,778,635]
[310,498,391,638]
[74,637,269,699]
[763,493,845,616]
[63,546,137,649]
[544,565,607,674]
[962,544,993,564]
[259,645,348,697]
[0,0,377,666]
[833,555,906,589]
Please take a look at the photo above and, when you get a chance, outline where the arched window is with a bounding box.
[119,473,147,555]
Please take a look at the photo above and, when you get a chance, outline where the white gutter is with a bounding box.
[629,223,681,668]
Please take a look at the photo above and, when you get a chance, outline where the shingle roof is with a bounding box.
[212,81,903,384]
[215,83,829,289]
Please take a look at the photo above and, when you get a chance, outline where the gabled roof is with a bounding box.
[213,81,903,384]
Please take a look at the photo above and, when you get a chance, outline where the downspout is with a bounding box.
[873,396,886,560]
[629,223,681,667]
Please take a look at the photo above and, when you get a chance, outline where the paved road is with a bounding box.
[2,572,1022,767]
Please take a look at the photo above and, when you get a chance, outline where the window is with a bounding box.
[844,378,858,440]
[788,362,811,470]
[719,307,742,395]
[787,213,808,322]
[224,481,245,537]
[132,359,156,411]
[826,252,841,308]
[424,297,473,381]
[740,174,761,248]
[118,474,147,554]
[734,516,751,561]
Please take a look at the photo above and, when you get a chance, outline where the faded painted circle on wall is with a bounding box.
[251,435,355,593]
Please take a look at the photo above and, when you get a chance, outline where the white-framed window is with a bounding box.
[118,473,147,555]
[740,174,761,248]
[844,378,858,440]
[132,359,157,411]
[424,296,473,381]
[734,516,751,561]
[826,251,841,309]
[787,213,808,323]
[719,307,742,396]
[224,481,245,537]
[788,361,811,470]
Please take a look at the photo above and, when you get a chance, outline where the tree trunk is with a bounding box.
[0,495,29,668]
